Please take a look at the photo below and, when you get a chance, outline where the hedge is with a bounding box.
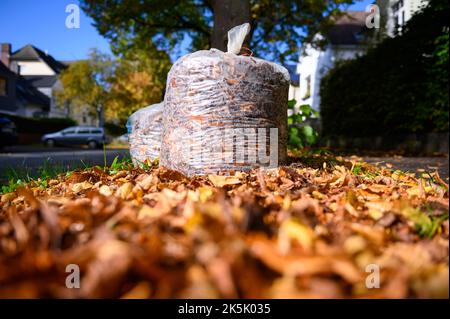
[320,0,449,137]
[0,113,77,134]
[104,121,127,136]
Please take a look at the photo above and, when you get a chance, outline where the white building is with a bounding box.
[0,44,96,125]
[385,0,429,36]
[295,11,369,112]
[293,1,429,114]
[8,44,67,118]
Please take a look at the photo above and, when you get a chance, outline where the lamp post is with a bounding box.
[96,104,104,127]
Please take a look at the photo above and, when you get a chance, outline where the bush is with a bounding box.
[287,101,319,149]
[104,121,126,136]
[0,114,77,134]
[320,0,449,137]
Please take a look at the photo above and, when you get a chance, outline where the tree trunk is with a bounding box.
[211,0,250,51]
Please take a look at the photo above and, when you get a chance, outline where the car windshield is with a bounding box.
[62,128,76,134]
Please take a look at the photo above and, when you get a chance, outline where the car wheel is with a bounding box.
[45,139,55,147]
[87,140,98,149]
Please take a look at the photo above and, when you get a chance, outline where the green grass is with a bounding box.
[402,206,449,238]
[105,155,133,175]
[351,164,363,175]
[0,154,135,195]
[1,159,74,194]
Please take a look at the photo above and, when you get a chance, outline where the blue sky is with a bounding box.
[0,0,111,61]
[0,0,373,61]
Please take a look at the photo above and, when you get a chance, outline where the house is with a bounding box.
[382,0,429,36]
[9,44,72,119]
[0,46,17,114]
[0,43,96,125]
[295,11,370,113]
[293,1,430,114]
[1,44,50,117]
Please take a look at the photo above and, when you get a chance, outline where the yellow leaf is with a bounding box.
[198,186,214,203]
[344,235,367,255]
[116,182,133,199]
[99,185,112,196]
[138,205,160,220]
[312,190,325,200]
[71,181,93,193]
[1,192,16,203]
[208,175,241,187]
[279,219,315,252]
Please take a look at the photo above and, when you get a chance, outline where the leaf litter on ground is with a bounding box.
[0,153,448,298]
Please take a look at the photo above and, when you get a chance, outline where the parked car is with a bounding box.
[0,117,18,149]
[41,126,105,149]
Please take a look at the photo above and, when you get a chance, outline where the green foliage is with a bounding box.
[287,100,319,149]
[57,46,170,124]
[320,0,449,137]
[0,113,76,134]
[0,155,135,194]
[351,164,362,175]
[0,160,70,194]
[104,121,127,136]
[1,179,25,194]
[80,0,355,63]
[106,42,171,121]
[57,49,113,122]
[402,206,449,239]
[107,155,133,175]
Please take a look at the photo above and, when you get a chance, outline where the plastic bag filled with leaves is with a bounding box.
[161,23,290,176]
[127,102,163,165]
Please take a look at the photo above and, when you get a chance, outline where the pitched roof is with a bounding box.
[328,11,370,45]
[16,76,50,108]
[11,45,67,73]
[22,75,58,88]
[1,61,49,109]
[0,61,15,77]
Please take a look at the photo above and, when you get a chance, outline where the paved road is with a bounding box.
[1,146,448,183]
[0,147,129,182]
[363,156,449,180]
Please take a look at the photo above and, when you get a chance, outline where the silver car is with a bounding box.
[42,126,105,149]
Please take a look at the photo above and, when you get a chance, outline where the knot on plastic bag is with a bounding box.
[227,23,251,55]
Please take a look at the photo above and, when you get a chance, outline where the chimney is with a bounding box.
[1,43,11,67]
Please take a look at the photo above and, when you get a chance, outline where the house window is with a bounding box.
[303,75,311,99]
[0,77,7,96]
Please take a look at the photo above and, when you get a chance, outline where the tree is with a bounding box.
[80,0,356,63]
[56,49,113,126]
[57,46,171,125]
[106,45,171,122]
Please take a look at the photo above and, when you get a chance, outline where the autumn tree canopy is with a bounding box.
[80,0,356,63]
[57,47,170,124]
[56,49,113,125]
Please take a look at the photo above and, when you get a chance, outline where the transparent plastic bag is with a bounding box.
[161,27,290,176]
[127,102,163,165]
